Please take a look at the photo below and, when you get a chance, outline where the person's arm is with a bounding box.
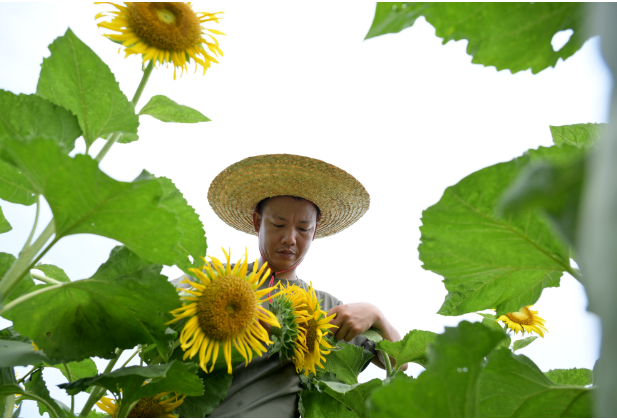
[326,303,407,371]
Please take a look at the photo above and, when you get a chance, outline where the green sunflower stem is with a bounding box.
[381,349,393,377]
[64,363,75,415]
[23,194,40,250]
[94,60,154,163]
[3,395,14,419]
[78,349,123,418]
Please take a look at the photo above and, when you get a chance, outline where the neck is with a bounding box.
[257,257,298,281]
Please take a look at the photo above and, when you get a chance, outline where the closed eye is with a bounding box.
[272,223,284,228]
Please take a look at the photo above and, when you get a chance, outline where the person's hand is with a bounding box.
[327,303,382,343]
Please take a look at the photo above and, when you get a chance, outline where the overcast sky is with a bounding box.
[0,2,613,417]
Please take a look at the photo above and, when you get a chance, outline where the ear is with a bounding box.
[252,210,262,234]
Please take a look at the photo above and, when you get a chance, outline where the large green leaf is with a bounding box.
[178,369,232,418]
[0,159,36,206]
[544,368,593,386]
[32,264,70,283]
[36,29,138,148]
[419,146,579,316]
[25,369,68,418]
[7,246,181,362]
[318,379,383,418]
[1,138,181,266]
[375,329,436,369]
[0,206,10,234]
[321,342,374,385]
[139,95,210,123]
[367,321,504,418]
[0,90,81,154]
[478,349,594,417]
[0,253,35,317]
[550,123,606,148]
[365,3,590,74]
[299,390,360,418]
[0,340,52,368]
[136,171,207,272]
[45,358,98,383]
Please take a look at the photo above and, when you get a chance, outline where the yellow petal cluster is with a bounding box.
[498,306,548,337]
[96,392,185,418]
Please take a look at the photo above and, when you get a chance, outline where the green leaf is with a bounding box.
[481,318,510,350]
[36,29,138,148]
[367,321,505,418]
[0,253,35,318]
[33,264,70,283]
[375,329,437,369]
[321,342,374,385]
[103,132,139,144]
[87,410,105,418]
[0,340,52,368]
[478,349,594,417]
[545,368,593,386]
[1,138,181,266]
[0,90,81,154]
[0,206,11,234]
[25,369,67,417]
[318,379,383,418]
[178,369,232,418]
[135,171,207,272]
[550,123,606,148]
[0,159,36,206]
[299,390,360,418]
[512,336,538,352]
[0,326,28,342]
[45,358,98,382]
[139,95,210,123]
[361,328,383,343]
[365,3,591,74]
[7,246,181,362]
[419,146,579,316]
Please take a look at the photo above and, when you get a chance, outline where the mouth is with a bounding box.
[277,249,295,256]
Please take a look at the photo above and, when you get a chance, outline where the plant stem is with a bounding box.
[0,283,64,317]
[0,221,55,302]
[3,395,14,418]
[64,363,75,415]
[16,366,38,384]
[94,60,154,163]
[78,349,123,418]
[381,350,393,377]
[121,347,141,368]
[30,272,61,285]
[22,194,40,250]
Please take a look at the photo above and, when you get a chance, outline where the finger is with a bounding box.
[335,322,352,342]
[327,307,343,327]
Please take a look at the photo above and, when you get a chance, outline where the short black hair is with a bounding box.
[256,196,321,222]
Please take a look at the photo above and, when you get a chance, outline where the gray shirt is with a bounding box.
[172,263,376,417]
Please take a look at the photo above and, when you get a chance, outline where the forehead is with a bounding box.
[262,196,318,218]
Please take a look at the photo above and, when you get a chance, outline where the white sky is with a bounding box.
[0,2,612,417]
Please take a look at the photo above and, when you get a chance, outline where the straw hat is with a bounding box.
[208,154,370,238]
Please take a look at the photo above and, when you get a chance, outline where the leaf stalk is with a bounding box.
[78,349,123,418]
[23,194,40,250]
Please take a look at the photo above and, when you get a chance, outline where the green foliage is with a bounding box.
[550,123,606,148]
[268,294,301,362]
[318,379,383,418]
[0,253,35,312]
[419,145,582,316]
[478,349,594,417]
[375,329,436,369]
[25,369,68,418]
[178,369,233,418]
[45,358,98,383]
[366,3,590,74]
[0,90,81,154]
[139,95,211,123]
[36,29,139,149]
[0,159,37,206]
[321,342,374,385]
[0,206,10,234]
[512,336,538,352]
[7,246,181,362]
[2,138,182,266]
[300,390,360,418]
[545,368,593,386]
[481,318,510,350]
[0,340,52,368]
[361,328,383,343]
[368,321,504,417]
[33,264,71,283]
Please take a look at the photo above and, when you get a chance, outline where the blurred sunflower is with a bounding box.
[95,2,224,79]
[498,306,548,337]
[166,249,281,374]
[96,392,185,418]
[292,282,338,377]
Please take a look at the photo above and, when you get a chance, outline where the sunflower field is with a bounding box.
[1,2,616,418]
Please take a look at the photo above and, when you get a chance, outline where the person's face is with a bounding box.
[252,196,318,273]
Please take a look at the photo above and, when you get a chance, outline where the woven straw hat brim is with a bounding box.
[208,154,370,238]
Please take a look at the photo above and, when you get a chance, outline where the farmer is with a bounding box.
[178,154,405,417]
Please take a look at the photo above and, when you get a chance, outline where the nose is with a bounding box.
[280,226,297,246]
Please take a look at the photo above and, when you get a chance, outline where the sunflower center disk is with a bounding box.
[128,2,201,51]
[302,318,318,351]
[197,275,256,341]
[506,307,534,325]
[128,397,165,418]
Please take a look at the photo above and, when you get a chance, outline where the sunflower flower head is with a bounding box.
[95,2,224,79]
[166,248,281,374]
[268,282,312,362]
[498,306,548,337]
[290,282,338,377]
[96,392,186,418]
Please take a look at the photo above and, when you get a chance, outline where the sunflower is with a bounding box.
[291,282,338,377]
[166,249,281,374]
[95,2,224,79]
[498,306,548,337]
[96,392,185,418]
